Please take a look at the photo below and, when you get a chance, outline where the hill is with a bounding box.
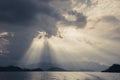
[103,64,120,73]
[0,66,43,71]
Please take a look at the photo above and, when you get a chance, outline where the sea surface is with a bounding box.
[0,72,120,80]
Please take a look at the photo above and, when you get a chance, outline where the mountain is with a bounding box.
[0,66,101,72]
[0,66,23,71]
[103,64,120,73]
[0,66,43,71]
[0,66,66,71]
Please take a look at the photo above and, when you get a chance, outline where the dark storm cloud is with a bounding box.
[0,0,60,24]
[0,0,37,25]
[0,0,61,33]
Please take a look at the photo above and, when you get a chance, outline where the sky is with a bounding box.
[0,0,120,71]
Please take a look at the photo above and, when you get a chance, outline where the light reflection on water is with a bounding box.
[0,72,120,80]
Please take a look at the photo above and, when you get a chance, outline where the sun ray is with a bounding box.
[19,32,46,67]
[19,26,120,69]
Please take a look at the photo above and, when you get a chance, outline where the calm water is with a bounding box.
[0,72,120,80]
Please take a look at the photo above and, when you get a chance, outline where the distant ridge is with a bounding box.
[0,66,67,71]
[0,66,43,71]
[0,65,102,72]
[0,66,66,71]
[103,64,120,73]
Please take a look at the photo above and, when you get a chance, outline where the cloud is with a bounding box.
[0,0,37,25]
[67,11,87,28]
[0,0,88,36]
[100,16,120,24]
[0,0,120,71]
[0,0,61,36]
[72,0,92,7]
[71,0,98,12]
[0,0,60,58]
[0,0,61,59]
[50,0,87,28]
[0,32,10,54]
[0,32,8,37]
[87,15,120,40]
[58,11,87,29]
[0,0,62,65]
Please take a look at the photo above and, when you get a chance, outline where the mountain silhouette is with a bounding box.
[0,66,43,71]
[0,66,22,71]
[0,66,66,71]
[103,64,120,73]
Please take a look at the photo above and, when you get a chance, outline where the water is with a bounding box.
[0,72,120,80]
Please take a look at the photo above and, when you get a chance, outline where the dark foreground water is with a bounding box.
[0,72,120,80]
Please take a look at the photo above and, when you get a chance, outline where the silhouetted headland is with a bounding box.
[103,64,120,73]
